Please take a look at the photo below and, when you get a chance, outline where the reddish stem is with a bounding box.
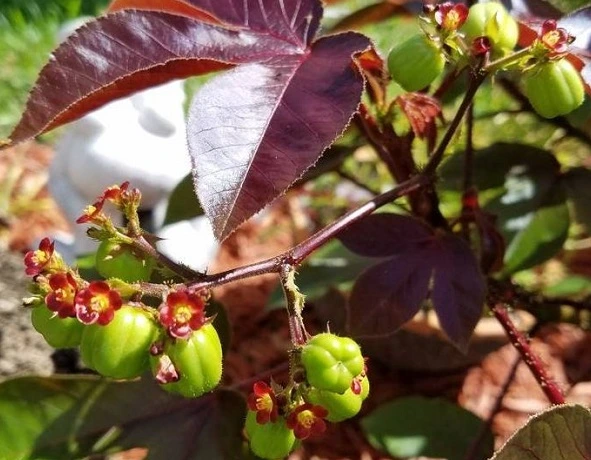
[186,174,428,291]
[490,303,565,405]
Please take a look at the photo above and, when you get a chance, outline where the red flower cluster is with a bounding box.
[75,281,122,325]
[45,272,79,318]
[24,238,55,276]
[286,403,328,439]
[76,181,131,224]
[159,290,206,339]
[247,381,279,424]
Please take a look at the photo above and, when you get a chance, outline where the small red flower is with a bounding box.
[75,281,122,325]
[540,20,572,54]
[159,290,206,339]
[434,2,468,31]
[100,181,130,204]
[45,272,79,318]
[247,381,279,424]
[471,36,492,57]
[24,238,55,276]
[286,403,328,440]
[154,354,180,384]
[76,200,105,224]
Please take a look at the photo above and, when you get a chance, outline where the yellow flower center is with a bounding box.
[296,410,315,429]
[256,393,273,412]
[444,10,461,29]
[33,249,49,265]
[90,294,109,312]
[84,204,97,216]
[174,304,192,323]
[543,30,560,47]
[56,286,75,304]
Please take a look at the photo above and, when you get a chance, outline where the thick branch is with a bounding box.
[186,174,429,291]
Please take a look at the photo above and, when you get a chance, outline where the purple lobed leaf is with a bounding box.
[9,10,298,146]
[339,213,434,257]
[344,214,485,350]
[348,250,433,338]
[558,6,591,50]
[499,0,561,22]
[431,234,486,352]
[185,0,323,47]
[188,32,370,239]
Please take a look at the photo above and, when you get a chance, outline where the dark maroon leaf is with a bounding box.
[344,214,485,350]
[431,234,486,351]
[339,213,433,257]
[500,0,561,21]
[329,1,418,33]
[189,32,370,239]
[185,0,323,47]
[558,7,591,86]
[348,250,433,337]
[108,0,219,22]
[558,6,591,47]
[7,10,298,147]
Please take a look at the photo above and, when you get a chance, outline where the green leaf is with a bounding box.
[490,404,591,459]
[361,396,493,460]
[163,174,203,226]
[266,240,375,310]
[440,143,568,274]
[439,143,560,193]
[0,376,245,460]
[563,167,591,229]
[544,275,591,297]
[495,184,569,274]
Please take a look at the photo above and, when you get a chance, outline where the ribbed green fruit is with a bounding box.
[96,240,154,282]
[306,375,369,422]
[301,333,364,394]
[461,2,519,55]
[245,411,296,459]
[153,324,223,398]
[523,59,585,118]
[31,306,84,348]
[388,34,445,92]
[80,305,158,379]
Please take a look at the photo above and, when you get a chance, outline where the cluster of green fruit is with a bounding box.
[387,1,585,119]
[244,333,369,459]
[26,238,223,398]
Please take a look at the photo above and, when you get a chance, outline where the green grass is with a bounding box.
[0,0,108,139]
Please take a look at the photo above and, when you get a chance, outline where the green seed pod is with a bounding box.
[154,324,223,398]
[305,386,362,422]
[244,411,296,460]
[31,306,84,348]
[301,333,364,394]
[388,34,446,92]
[95,240,155,282]
[523,59,585,118]
[80,305,158,379]
[461,2,519,55]
[359,373,370,401]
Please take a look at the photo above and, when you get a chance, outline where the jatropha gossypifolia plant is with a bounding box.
[4,0,591,458]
